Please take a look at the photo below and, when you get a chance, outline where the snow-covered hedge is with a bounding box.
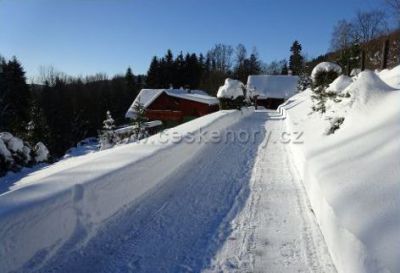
[217,78,246,110]
[279,67,400,273]
[311,62,342,87]
[0,132,49,176]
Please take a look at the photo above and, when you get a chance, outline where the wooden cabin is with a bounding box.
[126,89,219,122]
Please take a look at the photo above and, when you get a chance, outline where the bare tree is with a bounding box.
[330,19,356,51]
[352,10,388,43]
[385,0,400,15]
[235,44,247,67]
[207,43,233,73]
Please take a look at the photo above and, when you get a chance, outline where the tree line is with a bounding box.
[146,44,264,95]
[0,40,305,160]
[0,59,143,158]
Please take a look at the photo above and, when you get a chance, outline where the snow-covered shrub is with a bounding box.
[350,68,361,77]
[130,99,149,141]
[311,62,342,88]
[34,142,49,162]
[311,90,328,113]
[297,73,312,91]
[0,132,50,176]
[99,111,120,150]
[325,117,345,135]
[217,78,246,110]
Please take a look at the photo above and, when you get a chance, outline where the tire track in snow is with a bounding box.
[36,113,268,273]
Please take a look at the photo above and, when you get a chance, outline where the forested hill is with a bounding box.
[306,29,400,75]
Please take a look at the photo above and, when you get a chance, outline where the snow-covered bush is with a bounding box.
[130,99,149,141]
[34,142,49,162]
[99,105,150,150]
[325,117,345,135]
[0,132,50,176]
[311,62,342,88]
[99,111,120,150]
[217,78,246,110]
[297,73,312,91]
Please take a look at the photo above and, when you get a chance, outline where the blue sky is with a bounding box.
[0,0,383,80]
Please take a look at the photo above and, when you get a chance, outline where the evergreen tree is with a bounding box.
[99,110,119,150]
[0,58,7,129]
[131,99,148,141]
[2,57,31,135]
[125,67,136,91]
[289,41,304,75]
[281,61,289,75]
[146,56,160,88]
[248,50,262,75]
[26,99,51,146]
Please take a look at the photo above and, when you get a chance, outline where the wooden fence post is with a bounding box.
[381,39,390,70]
[361,50,366,71]
[346,59,351,76]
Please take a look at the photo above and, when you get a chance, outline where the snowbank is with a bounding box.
[378,65,400,89]
[279,71,400,273]
[311,62,342,81]
[326,75,353,94]
[217,78,245,99]
[0,108,254,273]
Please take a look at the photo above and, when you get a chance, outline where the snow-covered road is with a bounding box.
[36,111,336,273]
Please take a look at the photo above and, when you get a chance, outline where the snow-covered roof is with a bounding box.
[217,78,245,99]
[247,75,299,99]
[126,89,219,119]
[311,62,342,81]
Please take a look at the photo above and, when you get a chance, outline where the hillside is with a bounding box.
[306,29,400,73]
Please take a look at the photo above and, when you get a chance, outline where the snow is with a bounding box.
[0,139,12,160]
[167,89,219,105]
[378,65,400,89]
[217,78,245,99]
[311,62,342,81]
[247,75,299,99]
[126,89,219,119]
[0,108,254,273]
[350,68,361,77]
[34,142,49,162]
[6,136,24,153]
[115,121,163,135]
[22,146,31,163]
[63,138,98,159]
[0,132,13,142]
[326,75,353,94]
[205,113,336,273]
[1,107,337,273]
[1,65,399,273]
[279,69,400,273]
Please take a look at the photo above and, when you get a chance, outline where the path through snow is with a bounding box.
[205,111,336,273]
[35,111,336,273]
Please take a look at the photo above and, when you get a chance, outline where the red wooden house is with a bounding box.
[126,89,219,122]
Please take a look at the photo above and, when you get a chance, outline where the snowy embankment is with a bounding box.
[0,108,253,273]
[279,67,400,273]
